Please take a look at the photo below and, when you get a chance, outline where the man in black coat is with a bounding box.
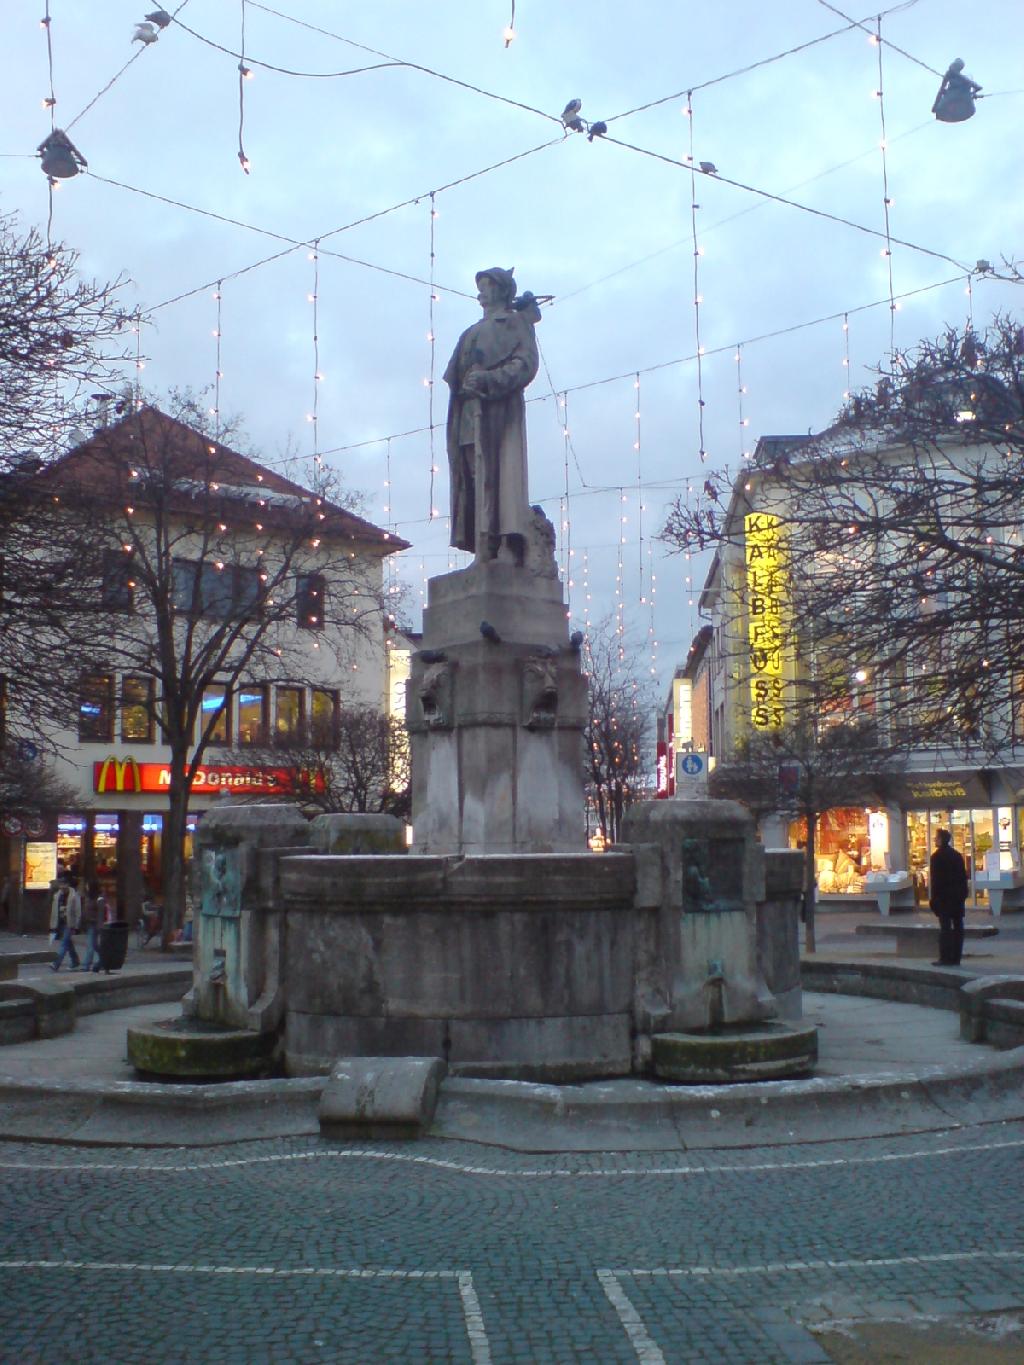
[929,828,969,965]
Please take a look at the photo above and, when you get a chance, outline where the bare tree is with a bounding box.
[583,619,656,844]
[226,705,411,819]
[0,212,131,745]
[663,316,1024,753]
[20,402,402,941]
[710,719,904,952]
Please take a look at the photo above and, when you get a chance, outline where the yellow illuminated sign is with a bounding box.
[744,512,788,729]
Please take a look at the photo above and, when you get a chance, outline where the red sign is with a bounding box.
[93,756,321,795]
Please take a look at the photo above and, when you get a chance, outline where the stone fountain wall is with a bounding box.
[187,802,805,1081]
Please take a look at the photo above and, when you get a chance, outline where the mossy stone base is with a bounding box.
[652,1021,818,1084]
[127,1017,278,1080]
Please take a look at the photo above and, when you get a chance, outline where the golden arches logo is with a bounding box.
[95,755,142,793]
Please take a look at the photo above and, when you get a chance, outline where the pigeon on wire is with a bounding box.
[699,161,718,175]
[145,9,172,25]
[587,120,608,142]
[132,21,160,44]
[561,98,585,132]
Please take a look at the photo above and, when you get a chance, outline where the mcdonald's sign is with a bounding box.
[94,755,142,793]
[93,755,325,796]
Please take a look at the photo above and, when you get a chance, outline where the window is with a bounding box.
[275,686,305,745]
[296,573,326,630]
[121,675,155,742]
[311,688,339,749]
[237,685,267,746]
[173,558,262,620]
[199,684,230,745]
[101,550,134,612]
[78,671,114,742]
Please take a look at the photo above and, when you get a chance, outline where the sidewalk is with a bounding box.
[0,928,192,977]
[2,921,1024,1150]
[813,906,1024,972]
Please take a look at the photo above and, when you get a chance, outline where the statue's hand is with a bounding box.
[461,368,486,397]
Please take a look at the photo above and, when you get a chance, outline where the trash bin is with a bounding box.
[97,920,130,973]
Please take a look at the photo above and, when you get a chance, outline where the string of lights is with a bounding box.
[212,281,223,440]
[685,93,707,464]
[237,0,251,173]
[873,18,898,357]
[132,135,563,313]
[426,193,439,521]
[308,240,322,488]
[310,269,973,464]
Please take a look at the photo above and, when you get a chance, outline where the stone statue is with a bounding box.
[443,267,540,565]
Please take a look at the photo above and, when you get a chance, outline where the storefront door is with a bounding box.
[907,808,997,908]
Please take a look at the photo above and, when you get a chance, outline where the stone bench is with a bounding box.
[959,976,1024,1048]
[0,950,53,981]
[855,922,999,958]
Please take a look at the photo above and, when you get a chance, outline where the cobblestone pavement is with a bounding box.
[1,1120,1023,1364]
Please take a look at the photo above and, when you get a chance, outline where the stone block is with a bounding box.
[310,813,406,855]
[318,1056,446,1139]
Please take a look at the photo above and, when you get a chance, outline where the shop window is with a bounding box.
[275,686,305,745]
[311,687,339,749]
[237,685,267,746]
[121,675,155,743]
[789,807,883,894]
[297,573,326,630]
[101,550,134,612]
[199,684,230,746]
[78,670,114,742]
[173,559,263,620]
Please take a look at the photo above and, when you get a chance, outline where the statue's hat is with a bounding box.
[475,266,517,300]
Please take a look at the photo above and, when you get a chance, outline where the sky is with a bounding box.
[3,0,1022,695]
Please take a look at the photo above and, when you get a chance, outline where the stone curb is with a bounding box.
[0,964,1022,1149]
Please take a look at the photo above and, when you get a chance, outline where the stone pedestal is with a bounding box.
[186,804,310,1031]
[409,549,587,854]
[621,799,777,1033]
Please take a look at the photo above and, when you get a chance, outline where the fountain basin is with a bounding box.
[651,1020,818,1084]
[127,1016,278,1081]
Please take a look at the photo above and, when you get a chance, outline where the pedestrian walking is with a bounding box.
[49,875,82,971]
[929,828,968,966]
[79,878,109,974]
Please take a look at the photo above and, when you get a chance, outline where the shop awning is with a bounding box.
[890,769,993,810]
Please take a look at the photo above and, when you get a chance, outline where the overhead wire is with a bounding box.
[604,0,924,124]
[245,0,561,124]
[597,131,969,273]
[65,0,196,133]
[815,0,940,76]
[95,135,563,313]
[557,115,934,304]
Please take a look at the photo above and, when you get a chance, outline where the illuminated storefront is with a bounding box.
[788,807,891,895]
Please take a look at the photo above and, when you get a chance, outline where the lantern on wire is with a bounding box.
[37,129,87,179]
[932,58,981,123]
